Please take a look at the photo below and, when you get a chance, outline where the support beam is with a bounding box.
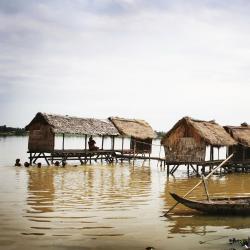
[33,152,41,164]
[29,152,33,165]
[121,137,124,163]
[210,146,214,161]
[243,147,246,163]
[84,135,87,164]
[78,156,83,165]
[167,165,170,175]
[133,139,136,165]
[62,133,65,151]
[101,136,104,150]
[43,153,50,166]
[201,174,210,201]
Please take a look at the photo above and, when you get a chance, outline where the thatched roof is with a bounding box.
[162,117,236,146]
[224,124,250,147]
[26,112,119,136]
[109,117,156,140]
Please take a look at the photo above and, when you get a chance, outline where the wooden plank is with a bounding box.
[43,153,50,166]
[62,133,65,151]
[33,152,41,164]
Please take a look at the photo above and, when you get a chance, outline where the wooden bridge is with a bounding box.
[28,149,164,166]
[28,149,250,177]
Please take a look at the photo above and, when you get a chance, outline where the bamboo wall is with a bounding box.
[28,123,54,152]
[163,122,206,162]
[228,145,250,161]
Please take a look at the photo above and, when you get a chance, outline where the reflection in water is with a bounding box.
[23,163,152,242]
[27,169,55,213]
[168,215,250,235]
[2,143,250,250]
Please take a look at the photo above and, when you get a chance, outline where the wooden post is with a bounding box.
[101,136,104,150]
[85,135,87,164]
[133,139,136,165]
[111,136,115,150]
[243,147,246,172]
[210,146,214,161]
[62,133,65,151]
[243,147,246,162]
[201,174,210,201]
[167,165,170,176]
[101,136,104,163]
[43,153,50,166]
[29,152,32,165]
[121,137,124,163]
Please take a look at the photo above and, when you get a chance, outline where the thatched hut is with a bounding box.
[109,117,156,153]
[161,117,236,162]
[224,123,250,162]
[25,112,119,152]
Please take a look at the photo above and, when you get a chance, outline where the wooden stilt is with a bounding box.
[33,152,41,164]
[101,136,104,163]
[62,133,65,151]
[29,152,33,165]
[133,140,136,166]
[121,137,124,163]
[210,146,214,161]
[51,152,54,165]
[201,174,210,201]
[43,153,50,166]
[84,135,87,164]
[167,165,169,176]
[101,136,104,150]
[78,156,83,165]
[190,164,199,176]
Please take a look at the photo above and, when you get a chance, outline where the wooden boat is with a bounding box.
[170,193,250,215]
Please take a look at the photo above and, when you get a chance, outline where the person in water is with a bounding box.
[24,162,30,167]
[88,136,99,151]
[15,159,21,167]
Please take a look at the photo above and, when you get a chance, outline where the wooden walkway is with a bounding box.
[28,150,250,176]
[28,149,162,166]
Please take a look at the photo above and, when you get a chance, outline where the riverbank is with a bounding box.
[0,125,27,136]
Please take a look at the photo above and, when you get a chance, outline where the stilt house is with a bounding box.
[109,117,156,153]
[224,123,250,162]
[25,112,119,152]
[161,117,236,162]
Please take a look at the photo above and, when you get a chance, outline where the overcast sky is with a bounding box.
[1,0,250,131]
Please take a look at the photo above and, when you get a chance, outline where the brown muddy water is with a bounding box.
[1,136,250,250]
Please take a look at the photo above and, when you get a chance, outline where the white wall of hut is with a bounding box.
[54,136,164,157]
[53,136,227,162]
[205,146,227,161]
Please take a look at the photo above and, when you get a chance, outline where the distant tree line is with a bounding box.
[0,125,27,136]
[155,131,166,138]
